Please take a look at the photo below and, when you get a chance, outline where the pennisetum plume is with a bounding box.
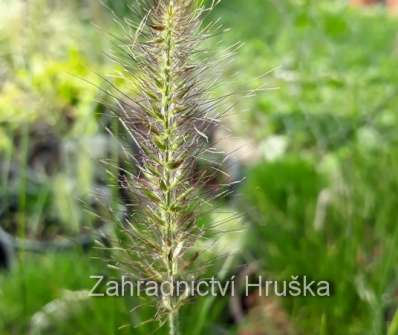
[105,0,231,333]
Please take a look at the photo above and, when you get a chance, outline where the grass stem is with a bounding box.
[169,310,180,335]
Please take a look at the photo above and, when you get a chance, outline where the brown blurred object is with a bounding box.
[350,0,380,5]
[350,0,398,14]
[28,122,61,175]
[239,295,298,335]
[387,0,398,13]
[231,264,297,335]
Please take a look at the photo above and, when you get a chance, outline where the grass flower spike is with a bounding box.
[110,0,225,333]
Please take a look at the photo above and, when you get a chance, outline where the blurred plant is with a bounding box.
[0,0,112,240]
[243,145,398,334]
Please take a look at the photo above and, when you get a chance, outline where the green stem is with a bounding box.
[169,310,180,335]
[160,3,180,333]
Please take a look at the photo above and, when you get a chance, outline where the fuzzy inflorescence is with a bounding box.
[109,0,224,330]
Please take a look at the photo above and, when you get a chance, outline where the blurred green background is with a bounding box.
[1,0,398,334]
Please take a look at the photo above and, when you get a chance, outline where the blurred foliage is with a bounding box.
[216,0,398,154]
[0,0,114,238]
[244,148,398,335]
[235,1,398,334]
